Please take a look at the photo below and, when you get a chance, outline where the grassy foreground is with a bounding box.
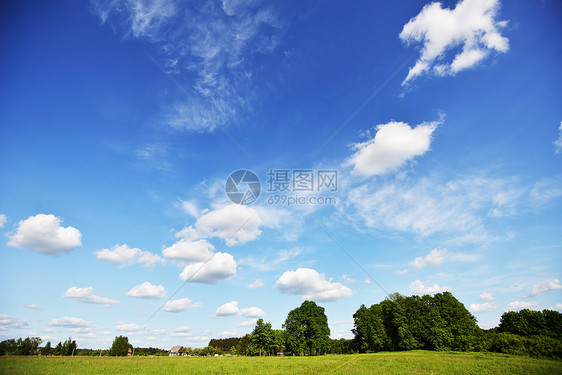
[1,351,561,375]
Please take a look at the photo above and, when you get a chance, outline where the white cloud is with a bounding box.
[7,214,82,254]
[163,297,202,312]
[0,214,6,228]
[126,281,166,299]
[115,323,167,336]
[63,286,120,306]
[215,301,265,318]
[177,204,264,246]
[365,278,372,284]
[410,248,477,270]
[409,279,450,295]
[215,301,241,317]
[345,119,441,178]
[49,317,93,328]
[469,302,498,313]
[400,0,509,85]
[116,323,143,332]
[174,325,192,333]
[275,268,353,302]
[554,122,562,154]
[239,307,265,318]
[411,248,447,269]
[525,279,562,298]
[479,292,496,301]
[551,303,562,312]
[248,279,264,289]
[504,301,538,312]
[530,177,562,204]
[92,0,282,133]
[24,304,40,310]
[179,252,237,284]
[96,244,163,268]
[180,200,200,218]
[0,314,29,330]
[239,318,258,327]
[347,173,521,237]
[162,239,214,262]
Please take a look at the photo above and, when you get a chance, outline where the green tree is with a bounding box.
[283,300,331,355]
[41,341,52,356]
[109,336,131,356]
[352,304,386,352]
[249,319,277,356]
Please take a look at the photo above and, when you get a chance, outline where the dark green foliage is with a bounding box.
[476,331,562,360]
[208,337,241,353]
[283,300,331,355]
[109,336,131,356]
[249,319,278,356]
[236,334,251,355]
[499,309,562,339]
[330,338,354,354]
[0,337,42,356]
[353,292,478,352]
[41,341,52,356]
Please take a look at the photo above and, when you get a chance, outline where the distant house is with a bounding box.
[169,346,183,357]
[126,348,132,357]
[276,348,284,357]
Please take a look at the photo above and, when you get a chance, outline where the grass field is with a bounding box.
[1,351,561,375]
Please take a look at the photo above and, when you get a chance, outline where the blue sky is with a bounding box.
[1,0,561,350]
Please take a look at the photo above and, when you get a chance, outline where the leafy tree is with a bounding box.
[109,336,131,356]
[0,339,18,355]
[236,334,251,355]
[249,319,277,356]
[283,300,331,355]
[499,309,561,339]
[41,341,52,356]
[352,304,386,352]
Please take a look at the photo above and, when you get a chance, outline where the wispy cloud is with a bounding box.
[91,0,283,132]
[555,122,562,154]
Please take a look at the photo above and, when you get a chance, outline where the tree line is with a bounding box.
[2,292,560,359]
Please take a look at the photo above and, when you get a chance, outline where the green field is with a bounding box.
[1,351,561,375]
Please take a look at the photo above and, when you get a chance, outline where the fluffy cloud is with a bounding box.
[248,279,265,289]
[525,279,562,298]
[126,282,166,299]
[179,252,237,284]
[409,280,450,295]
[411,249,447,269]
[469,302,498,313]
[554,122,562,154]
[345,120,440,178]
[239,318,259,327]
[162,239,214,262]
[177,204,264,246]
[96,244,163,268]
[215,301,265,318]
[0,214,6,228]
[215,301,241,317]
[410,248,477,270]
[0,314,29,330]
[49,317,93,328]
[400,0,509,85]
[478,292,496,301]
[275,268,353,302]
[163,297,202,312]
[63,286,120,306]
[7,214,82,254]
[504,301,538,312]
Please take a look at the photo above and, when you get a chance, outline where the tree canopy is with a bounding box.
[283,300,331,355]
[109,336,131,356]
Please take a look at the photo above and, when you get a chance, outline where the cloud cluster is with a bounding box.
[345,119,441,177]
[409,279,450,295]
[63,286,120,306]
[49,317,93,328]
[96,244,163,268]
[525,279,562,298]
[248,279,265,289]
[504,301,538,312]
[0,214,6,228]
[410,248,477,270]
[469,302,498,313]
[163,297,202,312]
[7,214,82,254]
[275,268,353,302]
[0,314,29,330]
[215,301,265,318]
[126,281,166,299]
[400,0,509,85]
[179,252,237,284]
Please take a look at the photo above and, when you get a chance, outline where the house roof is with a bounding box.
[170,345,183,353]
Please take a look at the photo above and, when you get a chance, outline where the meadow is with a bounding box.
[1,351,561,375]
